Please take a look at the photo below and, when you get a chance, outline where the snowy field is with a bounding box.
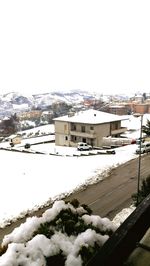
[0,114,149,228]
[0,143,138,228]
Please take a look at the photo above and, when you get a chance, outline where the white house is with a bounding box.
[53,109,127,147]
[8,134,22,146]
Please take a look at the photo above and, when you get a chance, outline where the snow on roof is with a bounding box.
[110,105,125,108]
[8,134,21,139]
[54,109,127,124]
[3,116,9,120]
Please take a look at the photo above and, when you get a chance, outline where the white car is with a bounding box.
[136,142,150,154]
[77,142,92,151]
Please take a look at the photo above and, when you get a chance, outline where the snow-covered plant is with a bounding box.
[0,199,117,266]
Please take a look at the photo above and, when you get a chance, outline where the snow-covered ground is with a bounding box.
[18,124,55,137]
[0,143,138,228]
[0,114,149,228]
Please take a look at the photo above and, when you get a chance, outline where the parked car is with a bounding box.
[136,142,150,154]
[106,149,116,154]
[24,143,31,149]
[77,142,92,151]
[10,142,14,147]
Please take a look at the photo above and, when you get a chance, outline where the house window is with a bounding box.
[65,136,68,140]
[71,136,77,141]
[114,122,119,130]
[81,126,85,132]
[71,123,76,131]
[90,126,94,130]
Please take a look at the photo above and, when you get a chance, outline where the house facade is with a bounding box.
[54,109,127,147]
[8,134,21,145]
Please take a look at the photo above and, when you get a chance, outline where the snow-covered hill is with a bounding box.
[0,90,102,117]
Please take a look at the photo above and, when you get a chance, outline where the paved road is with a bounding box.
[0,154,150,244]
[67,154,150,218]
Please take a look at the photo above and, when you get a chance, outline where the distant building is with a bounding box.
[8,134,21,145]
[134,94,144,103]
[109,102,150,115]
[18,110,42,120]
[83,96,96,107]
[41,111,53,121]
[53,109,127,147]
[108,105,131,115]
[133,104,149,114]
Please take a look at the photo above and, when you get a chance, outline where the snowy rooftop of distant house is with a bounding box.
[7,134,21,139]
[54,109,127,124]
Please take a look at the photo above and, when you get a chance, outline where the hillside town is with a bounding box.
[1,90,150,161]
[0,90,150,141]
[0,91,150,266]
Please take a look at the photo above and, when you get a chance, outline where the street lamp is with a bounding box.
[134,113,144,205]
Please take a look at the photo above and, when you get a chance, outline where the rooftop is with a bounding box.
[54,109,127,124]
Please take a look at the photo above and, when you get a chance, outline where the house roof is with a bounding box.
[54,109,127,125]
[8,134,21,139]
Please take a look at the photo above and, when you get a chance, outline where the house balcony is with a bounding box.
[111,127,127,136]
[70,130,96,139]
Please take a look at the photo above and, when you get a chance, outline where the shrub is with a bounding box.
[0,199,117,266]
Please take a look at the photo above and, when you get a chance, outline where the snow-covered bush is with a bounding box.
[20,120,36,131]
[0,199,117,266]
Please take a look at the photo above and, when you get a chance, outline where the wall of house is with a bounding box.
[55,120,120,147]
[55,121,70,146]
[71,123,95,146]
[70,123,110,147]
[9,136,21,145]
[94,123,110,146]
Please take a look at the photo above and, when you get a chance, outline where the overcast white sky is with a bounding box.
[0,0,150,96]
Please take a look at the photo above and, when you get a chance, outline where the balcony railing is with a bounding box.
[70,130,96,138]
[111,127,127,135]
